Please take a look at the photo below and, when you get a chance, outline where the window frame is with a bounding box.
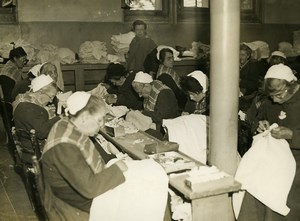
[177,0,262,24]
[123,0,171,23]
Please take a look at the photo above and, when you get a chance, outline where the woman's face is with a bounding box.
[132,82,152,98]
[134,24,146,38]
[240,50,250,66]
[81,110,106,137]
[38,85,58,106]
[189,91,205,103]
[267,79,293,104]
[163,52,174,68]
[14,55,28,68]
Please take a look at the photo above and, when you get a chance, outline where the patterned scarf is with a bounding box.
[144,80,170,111]
[0,60,22,82]
[194,95,208,114]
[12,92,56,119]
[12,92,42,113]
[43,118,104,174]
[156,64,181,87]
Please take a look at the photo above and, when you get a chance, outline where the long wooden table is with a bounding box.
[99,127,241,221]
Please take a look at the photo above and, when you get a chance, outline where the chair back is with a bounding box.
[11,126,48,220]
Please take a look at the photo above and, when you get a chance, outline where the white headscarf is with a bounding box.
[264,64,297,82]
[65,91,91,115]
[30,74,54,92]
[188,70,209,93]
[133,71,153,84]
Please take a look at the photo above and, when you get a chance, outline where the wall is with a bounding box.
[0,1,300,56]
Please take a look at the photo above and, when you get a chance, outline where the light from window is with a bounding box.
[127,0,162,11]
[183,0,209,8]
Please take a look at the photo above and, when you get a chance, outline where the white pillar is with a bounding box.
[208,0,240,175]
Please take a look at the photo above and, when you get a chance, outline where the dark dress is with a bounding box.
[238,88,300,221]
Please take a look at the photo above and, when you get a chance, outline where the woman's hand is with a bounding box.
[271,126,293,139]
[257,120,270,133]
[105,94,117,104]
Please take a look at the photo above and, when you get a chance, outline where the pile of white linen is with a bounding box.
[78,41,108,64]
[111,31,135,62]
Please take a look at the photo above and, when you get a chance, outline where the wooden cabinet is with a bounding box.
[1,59,203,92]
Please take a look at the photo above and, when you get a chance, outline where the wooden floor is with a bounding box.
[0,141,39,221]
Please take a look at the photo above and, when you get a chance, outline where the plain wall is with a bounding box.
[0,1,300,55]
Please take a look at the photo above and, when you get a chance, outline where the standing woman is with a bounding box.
[126,20,157,72]
[0,47,28,103]
[238,64,300,221]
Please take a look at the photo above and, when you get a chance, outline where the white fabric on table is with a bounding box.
[89,159,168,221]
[233,126,296,218]
[162,114,208,164]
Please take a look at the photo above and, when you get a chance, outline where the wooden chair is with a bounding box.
[11,127,48,221]
[0,85,15,160]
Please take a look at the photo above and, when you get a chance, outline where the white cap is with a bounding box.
[28,64,43,77]
[133,71,153,84]
[66,91,91,115]
[30,74,54,92]
[188,70,209,93]
[271,51,286,59]
[265,64,297,82]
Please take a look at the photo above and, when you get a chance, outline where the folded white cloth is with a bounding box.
[89,159,168,221]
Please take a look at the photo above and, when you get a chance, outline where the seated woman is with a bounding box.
[0,46,28,103]
[156,48,187,109]
[42,91,169,221]
[180,70,209,115]
[12,74,60,161]
[104,62,143,110]
[131,71,180,139]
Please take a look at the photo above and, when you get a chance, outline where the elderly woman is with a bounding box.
[12,74,60,159]
[156,48,187,109]
[42,91,168,220]
[0,47,28,103]
[238,64,300,221]
[131,71,180,135]
[180,70,209,115]
[126,20,157,72]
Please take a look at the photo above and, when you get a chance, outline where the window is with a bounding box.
[0,0,17,23]
[178,0,261,23]
[122,0,171,23]
[123,0,261,24]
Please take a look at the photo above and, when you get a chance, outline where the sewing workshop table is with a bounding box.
[99,127,241,221]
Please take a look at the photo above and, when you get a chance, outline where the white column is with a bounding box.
[208,0,240,175]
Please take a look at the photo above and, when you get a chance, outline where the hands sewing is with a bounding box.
[257,120,293,139]
[105,94,118,104]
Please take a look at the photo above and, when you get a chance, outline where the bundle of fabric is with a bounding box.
[57,48,76,64]
[184,41,210,59]
[233,124,296,218]
[111,31,135,62]
[125,110,153,131]
[78,41,108,64]
[34,44,58,63]
[278,41,300,57]
[0,42,14,59]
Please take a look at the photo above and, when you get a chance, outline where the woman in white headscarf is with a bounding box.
[180,70,209,115]
[42,91,169,221]
[12,74,60,162]
[238,64,300,221]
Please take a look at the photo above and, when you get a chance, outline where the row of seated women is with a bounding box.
[0,46,208,220]
[1,45,299,220]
